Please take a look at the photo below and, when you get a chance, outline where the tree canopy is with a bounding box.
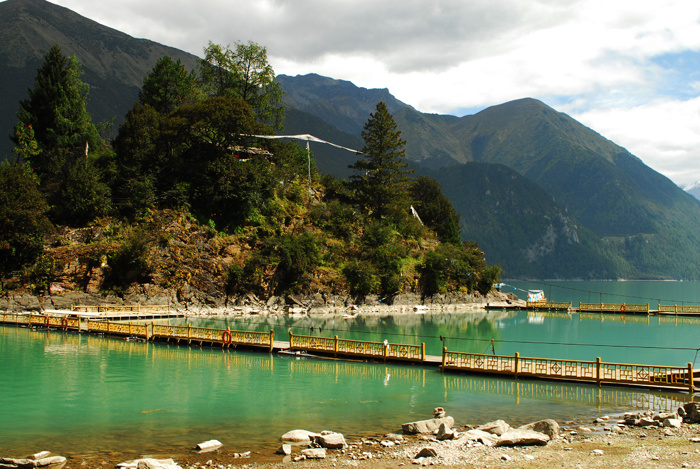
[200,41,284,129]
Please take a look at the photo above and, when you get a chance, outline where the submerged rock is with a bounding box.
[116,459,182,469]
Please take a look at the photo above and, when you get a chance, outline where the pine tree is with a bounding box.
[139,56,202,114]
[13,44,109,225]
[0,161,52,273]
[14,44,100,180]
[349,102,413,219]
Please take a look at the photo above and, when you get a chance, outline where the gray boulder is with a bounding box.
[281,429,318,444]
[414,447,438,459]
[680,403,700,423]
[300,448,326,459]
[402,416,455,434]
[456,429,500,447]
[518,419,560,439]
[116,459,182,469]
[276,444,292,455]
[0,456,67,468]
[436,423,455,440]
[477,419,510,436]
[315,432,347,449]
[495,429,550,447]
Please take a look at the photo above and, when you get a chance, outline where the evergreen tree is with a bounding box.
[13,44,109,225]
[139,56,202,114]
[349,102,413,220]
[0,161,52,273]
[13,44,100,181]
[410,176,462,244]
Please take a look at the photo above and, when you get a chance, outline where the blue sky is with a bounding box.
[43,0,700,186]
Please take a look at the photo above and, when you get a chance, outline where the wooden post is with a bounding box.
[689,362,695,395]
[129,321,132,336]
[514,352,520,378]
[421,343,426,362]
[334,335,339,356]
[596,357,602,386]
[269,329,274,353]
[383,341,389,362]
[289,331,295,349]
[441,346,447,372]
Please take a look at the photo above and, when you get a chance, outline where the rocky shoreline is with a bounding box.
[4,404,700,469]
[0,289,522,316]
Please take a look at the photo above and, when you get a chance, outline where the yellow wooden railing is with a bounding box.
[289,333,425,362]
[72,304,171,314]
[579,302,649,313]
[0,313,80,330]
[526,301,572,310]
[151,324,274,351]
[658,304,700,314]
[87,320,148,338]
[441,348,694,393]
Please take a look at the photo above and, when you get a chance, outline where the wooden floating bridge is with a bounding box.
[490,300,700,316]
[1,311,696,394]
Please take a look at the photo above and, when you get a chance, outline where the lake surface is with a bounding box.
[1,281,698,459]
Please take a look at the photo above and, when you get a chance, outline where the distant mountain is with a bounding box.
[417,163,630,279]
[280,75,700,279]
[684,181,700,201]
[0,0,199,157]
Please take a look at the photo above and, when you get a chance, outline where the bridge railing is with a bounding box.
[658,304,700,314]
[72,304,171,314]
[442,348,693,393]
[87,320,148,338]
[289,333,425,362]
[526,301,572,310]
[579,302,649,313]
[151,324,274,351]
[0,313,80,330]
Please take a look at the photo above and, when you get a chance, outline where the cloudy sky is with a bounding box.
[47,0,700,187]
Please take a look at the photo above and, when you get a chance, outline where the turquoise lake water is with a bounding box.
[1,281,698,459]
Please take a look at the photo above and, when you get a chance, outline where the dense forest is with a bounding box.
[0,42,500,302]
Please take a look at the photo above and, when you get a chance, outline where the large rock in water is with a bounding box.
[402,417,455,434]
[495,429,550,447]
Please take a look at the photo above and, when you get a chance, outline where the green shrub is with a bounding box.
[342,259,378,297]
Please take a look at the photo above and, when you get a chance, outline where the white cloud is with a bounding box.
[45,0,700,185]
[572,98,700,186]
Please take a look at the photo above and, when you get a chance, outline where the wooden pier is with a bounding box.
[1,311,696,394]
